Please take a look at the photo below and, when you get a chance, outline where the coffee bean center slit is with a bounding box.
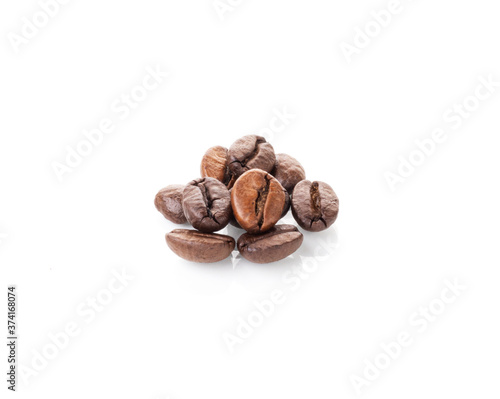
[198,180,220,224]
[255,174,271,229]
[310,181,327,227]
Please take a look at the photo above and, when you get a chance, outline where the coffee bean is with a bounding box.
[291,180,339,232]
[230,190,288,229]
[200,145,236,187]
[182,177,231,233]
[154,185,187,224]
[231,169,286,234]
[200,146,227,182]
[272,153,306,194]
[166,229,235,263]
[229,185,287,228]
[237,225,303,263]
[228,135,276,179]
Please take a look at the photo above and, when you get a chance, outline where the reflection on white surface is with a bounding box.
[171,218,339,296]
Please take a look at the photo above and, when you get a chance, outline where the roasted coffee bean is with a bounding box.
[272,153,306,194]
[200,146,228,182]
[166,229,235,263]
[237,225,303,263]
[230,190,287,228]
[229,185,287,228]
[291,180,339,232]
[182,177,231,233]
[228,135,276,179]
[154,185,187,224]
[200,146,236,187]
[231,169,286,234]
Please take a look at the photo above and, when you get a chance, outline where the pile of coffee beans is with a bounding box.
[155,135,339,263]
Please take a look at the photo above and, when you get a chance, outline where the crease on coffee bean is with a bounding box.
[309,181,327,228]
[255,174,271,230]
[196,180,220,224]
[223,166,235,187]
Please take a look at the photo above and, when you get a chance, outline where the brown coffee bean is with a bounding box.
[182,177,231,233]
[229,185,287,228]
[231,169,286,234]
[237,225,303,263]
[200,145,236,187]
[166,229,235,263]
[291,180,339,232]
[154,185,187,224]
[272,153,306,194]
[200,146,227,182]
[228,135,276,179]
[230,190,287,229]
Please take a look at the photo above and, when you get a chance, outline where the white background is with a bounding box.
[1,0,500,398]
